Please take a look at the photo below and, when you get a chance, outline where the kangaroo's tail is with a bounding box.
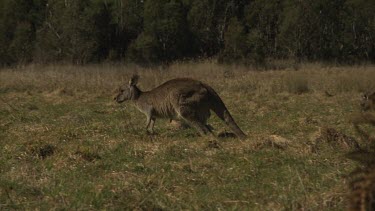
[204,84,247,140]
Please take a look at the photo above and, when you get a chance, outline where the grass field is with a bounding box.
[0,62,374,210]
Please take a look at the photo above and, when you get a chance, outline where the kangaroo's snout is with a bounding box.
[114,93,127,103]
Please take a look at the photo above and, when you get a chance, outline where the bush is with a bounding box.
[126,33,160,65]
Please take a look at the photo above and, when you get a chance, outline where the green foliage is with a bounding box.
[35,0,99,64]
[245,0,281,57]
[278,0,374,62]
[0,0,47,65]
[344,0,375,61]
[61,0,98,64]
[9,22,34,64]
[246,29,266,65]
[188,0,227,57]
[219,18,246,63]
[142,0,190,62]
[109,0,144,60]
[0,0,374,66]
[187,0,219,56]
[126,32,160,65]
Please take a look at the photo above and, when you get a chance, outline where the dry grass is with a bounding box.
[1,61,374,95]
[0,61,374,210]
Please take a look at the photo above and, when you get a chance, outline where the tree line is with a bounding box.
[0,0,374,66]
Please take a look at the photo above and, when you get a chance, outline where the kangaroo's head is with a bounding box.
[114,75,141,103]
[360,92,375,111]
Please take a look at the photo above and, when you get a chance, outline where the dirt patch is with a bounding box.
[32,144,56,159]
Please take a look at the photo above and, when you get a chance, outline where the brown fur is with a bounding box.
[114,75,247,140]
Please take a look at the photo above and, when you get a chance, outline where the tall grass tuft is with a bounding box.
[284,73,310,94]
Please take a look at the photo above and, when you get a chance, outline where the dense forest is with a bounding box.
[0,0,374,66]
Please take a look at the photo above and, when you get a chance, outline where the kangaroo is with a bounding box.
[114,75,247,140]
[351,92,375,141]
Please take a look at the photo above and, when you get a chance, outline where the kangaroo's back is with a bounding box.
[139,78,208,118]
[153,78,247,140]
[144,78,204,100]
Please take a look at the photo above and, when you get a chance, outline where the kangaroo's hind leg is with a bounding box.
[178,107,215,138]
[197,105,215,133]
[184,117,215,138]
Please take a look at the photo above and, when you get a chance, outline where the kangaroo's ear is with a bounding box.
[129,74,139,86]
